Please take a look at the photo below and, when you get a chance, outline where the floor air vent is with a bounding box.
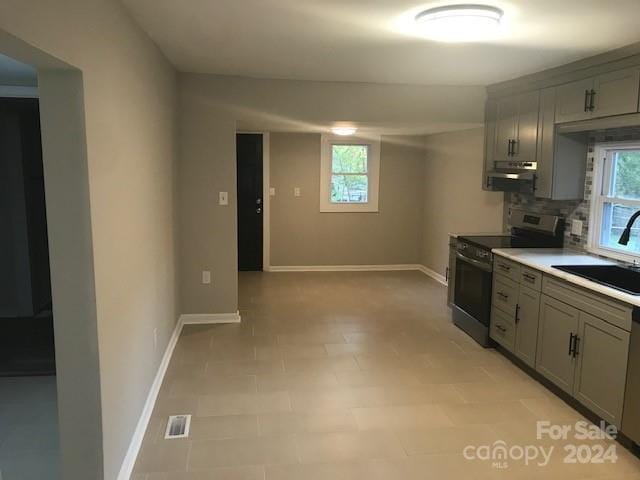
[164,414,191,439]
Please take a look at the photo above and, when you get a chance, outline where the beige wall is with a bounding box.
[270,133,425,266]
[0,1,178,479]
[421,128,504,276]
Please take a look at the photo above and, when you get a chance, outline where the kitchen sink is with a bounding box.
[552,265,640,295]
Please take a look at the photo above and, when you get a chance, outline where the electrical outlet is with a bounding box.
[571,219,583,236]
[269,187,276,196]
[219,192,228,206]
[294,187,301,197]
[202,270,211,284]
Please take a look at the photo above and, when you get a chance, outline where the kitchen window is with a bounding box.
[589,143,640,261]
[319,134,380,212]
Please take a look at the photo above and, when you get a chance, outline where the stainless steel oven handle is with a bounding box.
[455,252,492,272]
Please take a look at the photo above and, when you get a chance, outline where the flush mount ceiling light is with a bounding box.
[331,126,358,136]
[414,4,504,42]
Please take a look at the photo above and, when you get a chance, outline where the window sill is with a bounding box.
[584,245,640,265]
[319,204,379,213]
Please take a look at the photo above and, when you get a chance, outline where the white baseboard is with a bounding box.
[267,264,448,286]
[117,310,240,480]
[180,311,241,324]
[117,318,183,480]
[268,264,424,273]
[415,265,448,286]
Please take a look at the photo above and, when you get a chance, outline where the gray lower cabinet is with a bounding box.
[536,292,631,427]
[573,312,630,427]
[536,294,579,395]
[514,286,540,368]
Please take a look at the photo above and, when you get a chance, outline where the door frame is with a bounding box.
[237,131,270,271]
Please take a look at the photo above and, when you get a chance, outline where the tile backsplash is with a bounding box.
[506,126,640,252]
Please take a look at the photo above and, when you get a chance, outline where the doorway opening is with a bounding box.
[236,133,264,271]
[0,53,60,479]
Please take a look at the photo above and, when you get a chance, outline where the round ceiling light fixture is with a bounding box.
[414,4,504,42]
[331,126,358,136]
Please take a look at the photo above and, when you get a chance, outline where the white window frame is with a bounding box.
[587,141,640,262]
[319,134,380,213]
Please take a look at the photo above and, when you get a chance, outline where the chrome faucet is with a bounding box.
[618,210,640,246]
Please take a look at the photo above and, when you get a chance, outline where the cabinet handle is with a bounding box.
[498,263,511,272]
[568,333,575,356]
[445,267,449,282]
[496,324,507,333]
[584,90,591,112]
[522,273,536,283]
[589,89,596,112]
[507,139,513,156]
[497,291,509,300]
[573,335,581,357]
[515,304,520,324]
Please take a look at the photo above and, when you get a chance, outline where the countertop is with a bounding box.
[492,248,640,308]
[449,231,510,239]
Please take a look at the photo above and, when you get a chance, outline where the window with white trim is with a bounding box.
[589,143,640,261]
[319,134,380,212]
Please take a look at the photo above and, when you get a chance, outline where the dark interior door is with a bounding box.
[236,134,263,271]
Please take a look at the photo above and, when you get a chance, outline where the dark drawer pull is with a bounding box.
[496,324,507,333]
[496,291,509,300]
[498,263,511,272]
[522,273,536,282]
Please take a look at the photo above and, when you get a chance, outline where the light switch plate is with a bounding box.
[294,187,301,197]
[269,187,276,196]
[202,270,211,284]
[571,219,583,236]
[219,192,228,206]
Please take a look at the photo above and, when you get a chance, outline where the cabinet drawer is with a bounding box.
[520,267,542,291]
[494,256,521,283]
[491,307,516,351]
[493,275,519,316]
[542,275,633,331]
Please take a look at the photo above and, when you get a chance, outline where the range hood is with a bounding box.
[486,161,537,194]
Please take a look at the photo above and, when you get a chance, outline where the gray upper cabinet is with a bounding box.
[573,312,630,427]
[514,91,540,163]
[492,92,539,163]
[555,67,640,124]
[592,67,640,119]
[514,286,540,368]
[554,78,594,123]
[494,96,518,162]
[535,87,588,200]
[536,294,579,395]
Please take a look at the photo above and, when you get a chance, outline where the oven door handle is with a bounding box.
[455,252,492,273]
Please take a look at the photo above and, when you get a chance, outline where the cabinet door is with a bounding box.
[536,295,579,394]
[494,96,518,162]
[513,91,539,164]
[573,312,630,427]
[592,67,640,118]
[555,78,593,123]
[514,286,540,368]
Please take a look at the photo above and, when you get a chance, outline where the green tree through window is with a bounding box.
[331,145,368,203]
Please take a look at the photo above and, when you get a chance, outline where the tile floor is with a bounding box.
[133,271,640,479]
[0,375,60,480]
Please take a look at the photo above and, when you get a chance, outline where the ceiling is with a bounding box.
[122,0,640,86]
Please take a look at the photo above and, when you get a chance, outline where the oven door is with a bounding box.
[454,253,493,327]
